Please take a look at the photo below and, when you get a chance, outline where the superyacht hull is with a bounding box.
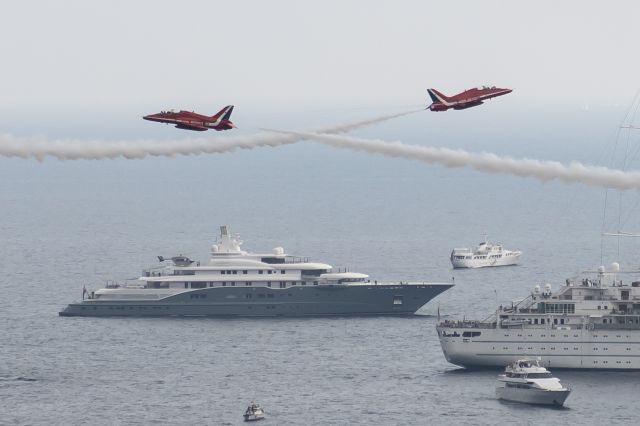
[436,325,640,370]
[60,283,453,317]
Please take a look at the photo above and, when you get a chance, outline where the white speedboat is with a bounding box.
[243,402,265,422]
[496,358,570,406]
[450,238,521,268]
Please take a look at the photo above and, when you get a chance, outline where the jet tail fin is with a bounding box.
[221,105,234,121]
[427,88,451,104]
[427,89,440,104]
[211,105,234,121]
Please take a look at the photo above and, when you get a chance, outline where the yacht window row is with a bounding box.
[540,303,576,314]
[147,269,296,277]
[220,269,287,275]
[505,372,552,378]
[452,255,470,260]
[501,317,573,325]
[179,281,320,288]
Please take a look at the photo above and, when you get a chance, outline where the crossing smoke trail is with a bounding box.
[0,109,419,161]
[266,130,640,191]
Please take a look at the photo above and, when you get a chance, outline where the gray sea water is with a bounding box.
[2,102,639,425]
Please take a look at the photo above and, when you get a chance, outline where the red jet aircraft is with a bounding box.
[427,86,512,111]
[143,105,235,131]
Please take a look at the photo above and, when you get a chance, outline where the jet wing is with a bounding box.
[175,123,208,131]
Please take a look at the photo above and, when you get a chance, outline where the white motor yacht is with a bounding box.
[450,237,521,268]
[496,358,571,406]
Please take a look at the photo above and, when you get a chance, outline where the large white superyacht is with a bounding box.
[60,226,453,317]
[437,263,640,369]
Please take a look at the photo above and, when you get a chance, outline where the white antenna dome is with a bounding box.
[211,244,219,253]
[534,285,541,293]
[610,262,620,272]
[544,283,552,293]
[273,246,284,255]
[598,265,606,273]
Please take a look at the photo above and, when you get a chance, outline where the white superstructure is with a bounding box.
[437,263,640,369]
[450,238,521,268]
[496,358,570,406]
[88,225,366,301]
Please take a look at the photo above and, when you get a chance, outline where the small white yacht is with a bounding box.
[450,237,521,268]
[243,402,265,422]
[496,358,570,406]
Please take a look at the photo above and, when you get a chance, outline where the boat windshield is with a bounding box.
[527,372,553,378]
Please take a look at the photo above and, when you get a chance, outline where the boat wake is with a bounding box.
[0,376,38,382]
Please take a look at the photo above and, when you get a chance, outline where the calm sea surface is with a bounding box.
[1,104,639,425]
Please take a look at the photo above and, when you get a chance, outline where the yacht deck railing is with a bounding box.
[438,320,498,329]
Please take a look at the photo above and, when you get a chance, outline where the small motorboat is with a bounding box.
[243,402,265,422]
[496,358,571,406]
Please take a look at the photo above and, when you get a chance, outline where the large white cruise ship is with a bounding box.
[437,263,640,369]
[60,226,453,317]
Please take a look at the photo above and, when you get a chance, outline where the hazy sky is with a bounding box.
[1,1,639,108]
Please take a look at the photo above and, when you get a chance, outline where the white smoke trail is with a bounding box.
[0,109,419,161]
[266,130,640,191]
